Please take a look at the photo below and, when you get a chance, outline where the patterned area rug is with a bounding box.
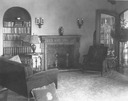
[57,71,128,101]
[6,71,128,101]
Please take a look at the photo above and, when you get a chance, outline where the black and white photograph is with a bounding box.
[1,0,128,101]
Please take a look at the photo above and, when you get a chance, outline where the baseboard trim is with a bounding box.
[58,69,81,72]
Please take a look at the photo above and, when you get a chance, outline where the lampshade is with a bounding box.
[23,35,40,44]
[22,35,40,53]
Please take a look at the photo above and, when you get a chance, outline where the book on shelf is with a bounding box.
[3,41,22,47]
[3,27,31,34]
[3,47,31,56]
[3,21,14,27]
[3,21,31,27]
[14,21,23,27]
[3,34,21,40]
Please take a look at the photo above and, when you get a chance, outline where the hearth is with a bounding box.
[47,44,74,69]
[39,35,80,70]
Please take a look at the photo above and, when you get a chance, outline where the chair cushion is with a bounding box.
[31,83,59,101]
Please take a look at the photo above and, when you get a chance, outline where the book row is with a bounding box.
[3,21,31,27]
[3,27,31,34]
[3,34,29,41]
[3,47,31,55]
[3,41,23,47]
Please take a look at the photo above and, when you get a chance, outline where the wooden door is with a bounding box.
[95,9,119,58]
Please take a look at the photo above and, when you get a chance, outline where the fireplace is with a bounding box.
[39,35,80,70]
[47,44,74,69]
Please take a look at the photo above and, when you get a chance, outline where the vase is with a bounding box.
[111,29,128,42]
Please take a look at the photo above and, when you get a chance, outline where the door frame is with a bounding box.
[95,9,120,69]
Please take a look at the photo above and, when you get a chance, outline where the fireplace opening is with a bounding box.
[47,44,75,69]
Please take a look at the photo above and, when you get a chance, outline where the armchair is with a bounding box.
[82,45,108,75]
[0,57,58,99]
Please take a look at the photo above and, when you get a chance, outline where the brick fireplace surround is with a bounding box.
[39,35,81,70]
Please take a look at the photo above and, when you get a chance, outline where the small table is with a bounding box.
[27,53,44,71]
[20,53,44,72]
[103,56,117,73]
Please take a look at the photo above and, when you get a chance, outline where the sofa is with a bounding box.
[0,57,59,98]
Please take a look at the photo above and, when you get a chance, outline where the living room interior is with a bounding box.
[1,0,128,101]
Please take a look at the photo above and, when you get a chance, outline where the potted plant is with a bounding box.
[111,19,128,42]
[119,19,128,42]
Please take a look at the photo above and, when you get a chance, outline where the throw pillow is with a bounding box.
[9,55,22,63]
[31,83,59,101]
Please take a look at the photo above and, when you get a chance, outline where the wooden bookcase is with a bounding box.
[3,7,31,57]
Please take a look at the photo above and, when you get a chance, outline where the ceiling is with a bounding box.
[108,0,128,5]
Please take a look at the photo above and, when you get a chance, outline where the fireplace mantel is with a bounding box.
[39,35,81,70]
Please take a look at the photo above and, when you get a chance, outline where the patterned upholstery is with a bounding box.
[31,83,59,101]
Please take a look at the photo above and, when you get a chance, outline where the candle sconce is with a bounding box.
[35,17,44,28]
[77,18,84,29]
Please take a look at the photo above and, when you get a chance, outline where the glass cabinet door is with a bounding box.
[96,10,119,57]
[100,14,115,56]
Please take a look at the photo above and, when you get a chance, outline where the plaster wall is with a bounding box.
[0,0,113,62]
[115,1,128,14]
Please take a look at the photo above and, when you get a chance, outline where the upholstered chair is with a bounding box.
[82,45,108,75]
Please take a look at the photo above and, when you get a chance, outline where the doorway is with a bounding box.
[119,10,128,67]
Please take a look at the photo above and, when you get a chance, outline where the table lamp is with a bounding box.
[23,35,40,53]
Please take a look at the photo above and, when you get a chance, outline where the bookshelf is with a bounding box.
[3,7,31,57]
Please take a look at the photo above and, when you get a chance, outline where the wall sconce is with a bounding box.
[35,17,44,28]
[77,18,84,29]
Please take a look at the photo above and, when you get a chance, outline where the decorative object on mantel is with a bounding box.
[22,34,40,53]
[35,17,44,28]
[77,18,84,29]
[111,19,128,42]
[58,26,64,36]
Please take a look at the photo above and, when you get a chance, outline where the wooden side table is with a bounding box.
[20,53,44,72]
[27,53,44,72]
[103,56,117,74]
